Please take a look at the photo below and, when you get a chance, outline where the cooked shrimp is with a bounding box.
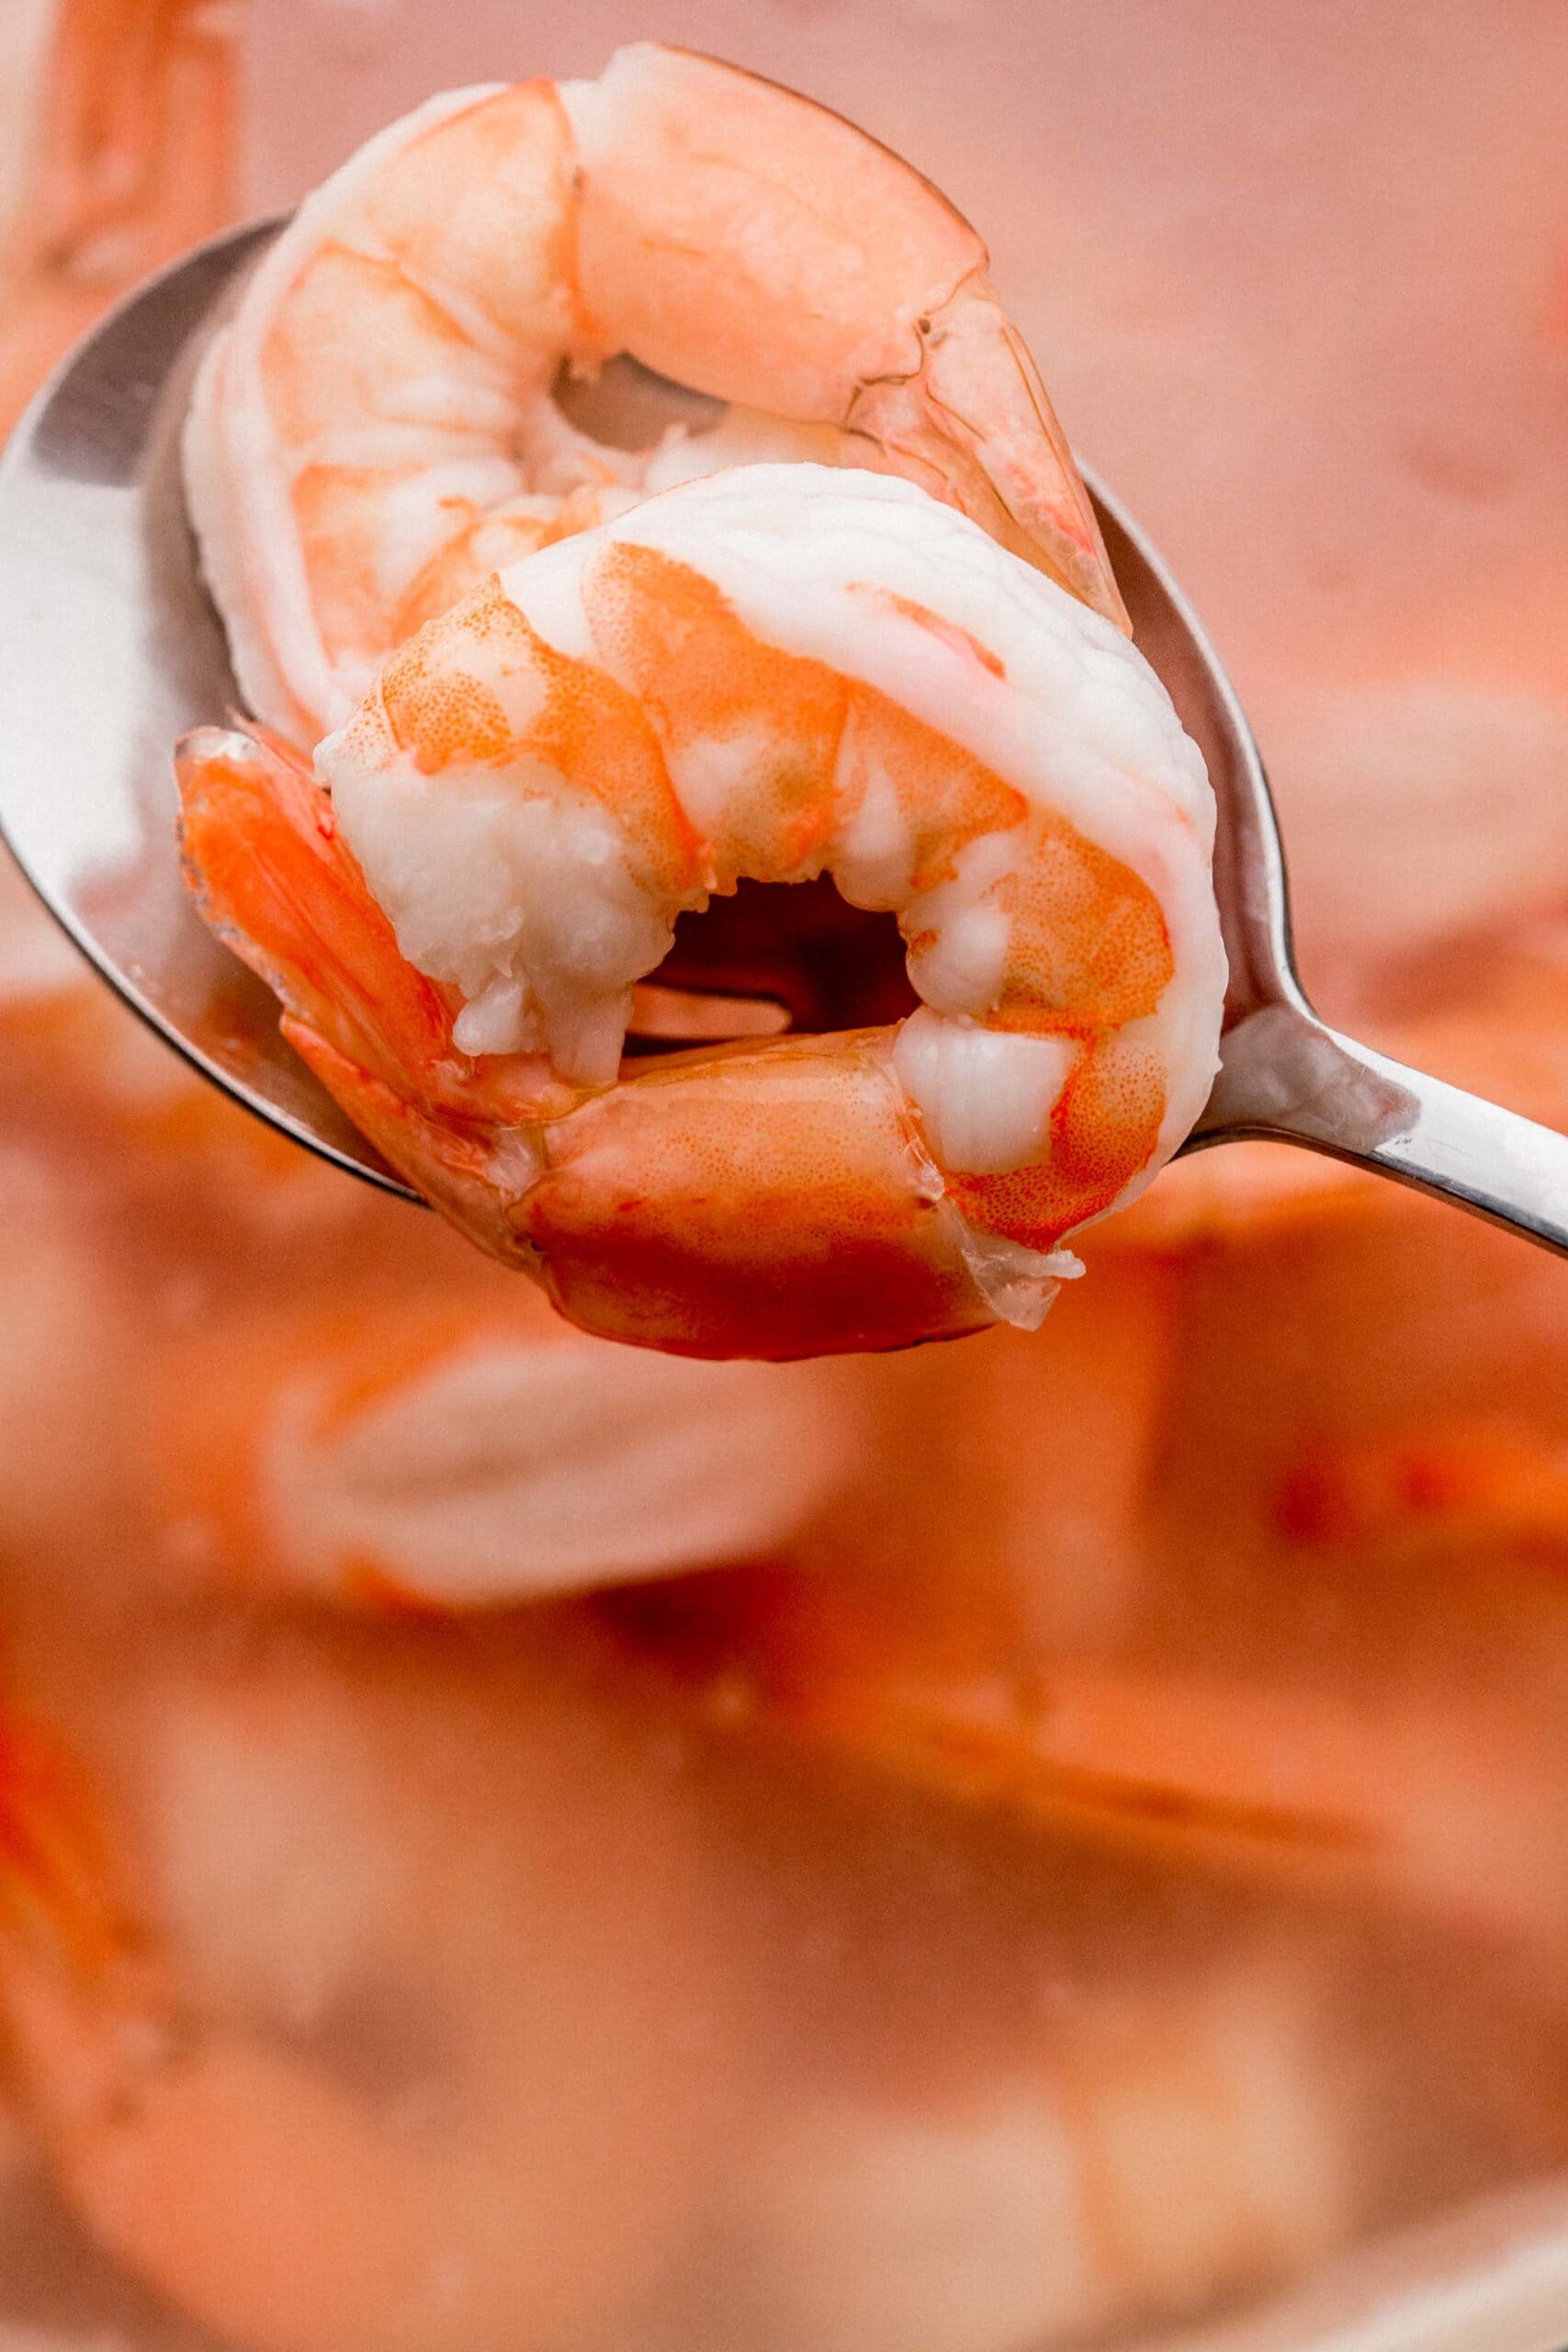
[0,0,233,430]
[696,1391,1568,1958]
[0,1611,727,2352]
[771,1657,1568,1953]
[151,1290,869,1608]
[739,1971,1350,2352]
[186,41,1123,743]
[613,1511,1567,1955]
[177,467,1224,1359]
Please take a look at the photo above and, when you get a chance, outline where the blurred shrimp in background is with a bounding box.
[0,0,233,426]
[0,0,1565,2346]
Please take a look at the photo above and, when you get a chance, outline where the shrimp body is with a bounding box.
[186,41,1124,742]
[152,1295,867,1609]
[744,1973,1349,2352]
[178,468,1224,1359]
[775,1657,1568,1952]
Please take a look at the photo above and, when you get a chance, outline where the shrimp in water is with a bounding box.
[1,0,234,431]
[735,1970,1351,2352]
[186,42,1124,742]
[178,468,1225,1359]
[150,1290,869,1609]
[0,1611,728,2352]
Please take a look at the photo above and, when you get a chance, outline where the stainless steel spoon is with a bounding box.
[2,220,1566,1257]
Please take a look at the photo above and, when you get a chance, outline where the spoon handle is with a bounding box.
[1184,1001,1568,1258]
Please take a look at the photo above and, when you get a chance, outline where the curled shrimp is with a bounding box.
[177,467,1224,1359]
[186,41,1124,742]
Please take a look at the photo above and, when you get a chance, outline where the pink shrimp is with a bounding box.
[148,1289,869,1610]
[186,41,1123,744]
[0,0,234,431]
[0,1610,728,2352]
[177,468,1224,1359]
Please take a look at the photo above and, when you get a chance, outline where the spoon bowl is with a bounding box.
[2,221,1565,1256]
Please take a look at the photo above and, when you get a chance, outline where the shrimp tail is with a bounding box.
[289,1023,999,1361]
[175,726,455,1099]
[176,723,556,1251]
[286,1022,543,1269]
[851,288,1128,631]
[176,723,573,1105]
